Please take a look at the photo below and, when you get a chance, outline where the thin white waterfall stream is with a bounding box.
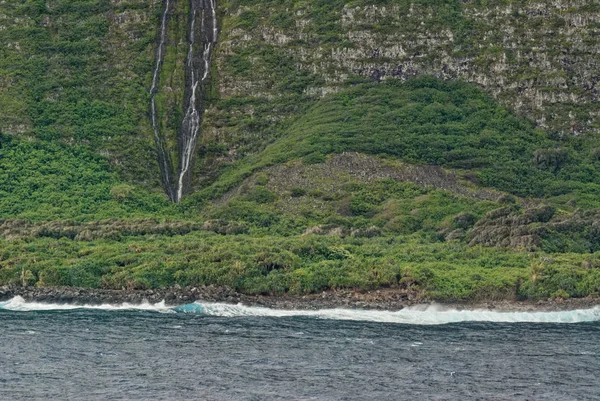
[177,11,200,203]
[175,0,217,203]
[150,0,217,203]
[150,0,175,201]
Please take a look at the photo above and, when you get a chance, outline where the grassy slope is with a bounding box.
[195,79,600,209]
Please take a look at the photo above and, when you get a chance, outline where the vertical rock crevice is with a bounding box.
[151,0,217,203]
[150,0,176,202]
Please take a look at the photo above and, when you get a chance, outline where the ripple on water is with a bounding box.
[0,308,598,401]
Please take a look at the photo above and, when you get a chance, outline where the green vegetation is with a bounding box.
[196,79,600,212]
[0,134,177,221]
[252,78,600,203]
[3,76,600,301]
[0,0,160,184]
[0,1,599,302]
[1,233,599,301]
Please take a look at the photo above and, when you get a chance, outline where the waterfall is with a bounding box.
[150,0,217,203]
[150,0,176,202]
[175,0,218,203]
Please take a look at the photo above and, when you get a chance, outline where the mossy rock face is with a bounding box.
[3,0,599,193]
[2,0,600,211]
[214,0,600,159]
[469,207,600,253]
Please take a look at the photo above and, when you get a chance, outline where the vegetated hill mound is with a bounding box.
[276,78,600,202]
[203,150,600,254]
[213,0,600,177]
[198,78,600,209]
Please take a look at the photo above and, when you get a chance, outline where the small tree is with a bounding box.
[533,148,568,172]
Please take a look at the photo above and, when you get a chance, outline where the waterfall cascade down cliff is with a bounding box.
[176,0,217,203]
[149,0,176,202]
[150,0,217,203]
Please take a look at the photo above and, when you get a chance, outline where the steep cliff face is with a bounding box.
[0,0,599,197]
[214,0,599,141]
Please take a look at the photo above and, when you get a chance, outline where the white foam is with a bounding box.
[1,297,599,324]
[180,302,600,325]
[0,296,173,313]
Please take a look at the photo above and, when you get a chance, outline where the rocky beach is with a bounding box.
[2,285,598,313]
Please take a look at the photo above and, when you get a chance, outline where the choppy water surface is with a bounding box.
[1,298,599,400]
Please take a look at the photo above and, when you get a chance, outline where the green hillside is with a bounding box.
[0,0,599,302]
[228,78,600,202]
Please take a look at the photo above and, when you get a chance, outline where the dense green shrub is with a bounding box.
[2,232,597,301]
[0,135,178,221]
[245,187,277,204]
[453,212,476,229]
[290,187,307,198]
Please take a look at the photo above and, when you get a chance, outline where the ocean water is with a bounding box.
[1,298,599,400]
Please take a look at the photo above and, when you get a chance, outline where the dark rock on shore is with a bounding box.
[0,285,241,307]
[1,285,599,312]
[0,285,422,310]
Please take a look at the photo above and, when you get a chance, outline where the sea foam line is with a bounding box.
[0,296,174,313]
[2,297,599,324]
[175,302,600,325]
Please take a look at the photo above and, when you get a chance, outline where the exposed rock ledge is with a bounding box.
[1,285,599,313]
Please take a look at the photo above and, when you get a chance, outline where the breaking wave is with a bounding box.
[1,297,599,325]
[174,302,600,325]
[0,296,173,313]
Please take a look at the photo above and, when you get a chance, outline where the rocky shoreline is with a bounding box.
[1,285,599,312]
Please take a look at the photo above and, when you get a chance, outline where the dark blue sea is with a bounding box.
[1,297,599,400]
